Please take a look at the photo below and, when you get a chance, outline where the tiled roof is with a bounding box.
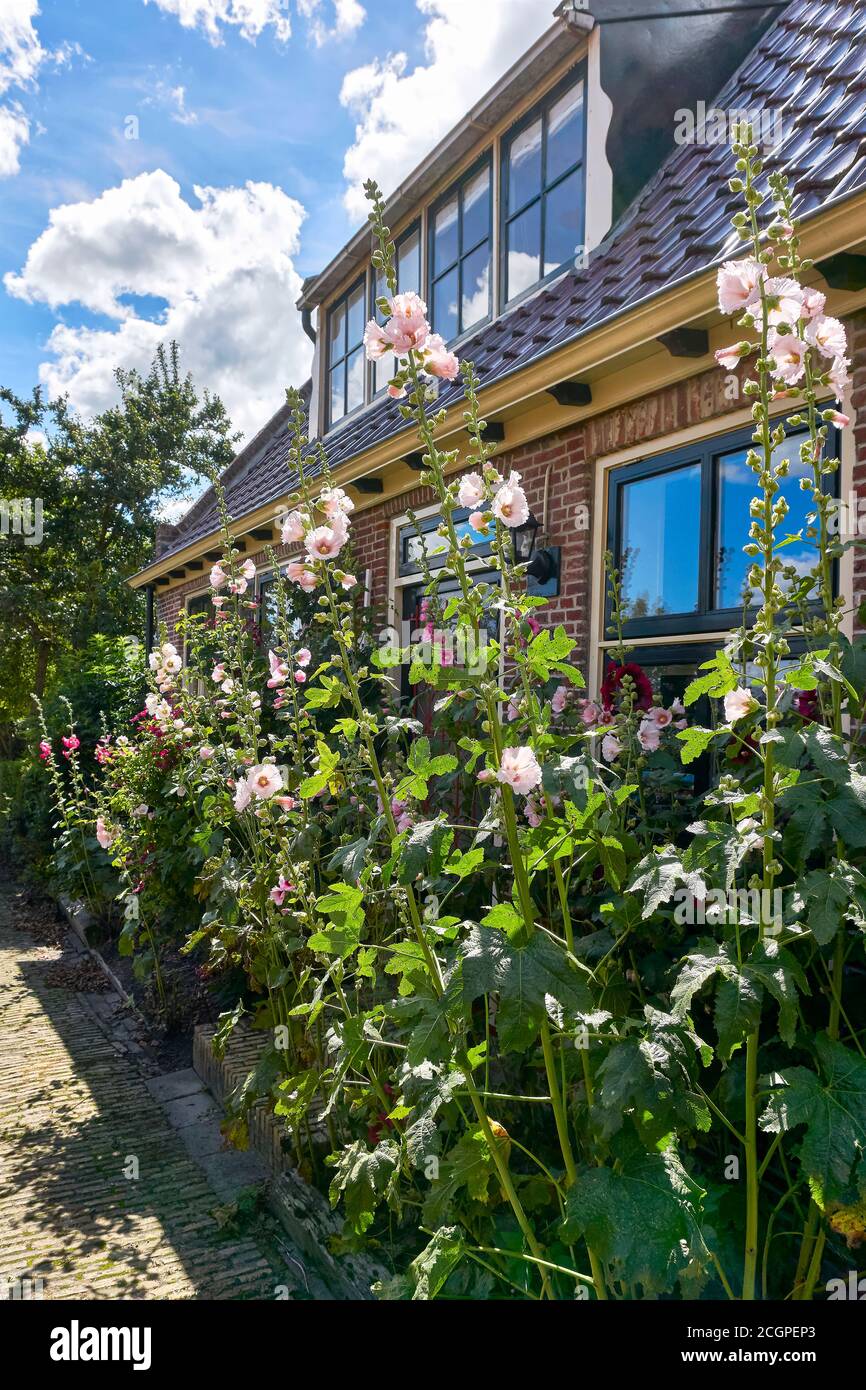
[154,0,866,569]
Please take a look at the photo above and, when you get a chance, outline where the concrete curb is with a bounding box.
[56,893,141,1014]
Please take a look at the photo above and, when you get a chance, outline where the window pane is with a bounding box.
[347,281,365,350]
[434,195,459,276]
[506,201,541,302]
[397,228,421,294]
[346,347,365,414]
[619,464,701,618]
[329,362,345,424]
[462,166,490,251]
[508,117,542,212]
[433,265,459,343]
[543,168,583,275]
[329,300,346,353]
[546,81,584,184]
[375,347,396,394]
[461,240,490,331]
[716,432,814,608]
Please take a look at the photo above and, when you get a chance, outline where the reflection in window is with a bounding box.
[430,161,492,342]
[504,75,585,304]
[620,463,702,619]
[715,431,813,608]
[373,225,421,394]
[327,276,366,426]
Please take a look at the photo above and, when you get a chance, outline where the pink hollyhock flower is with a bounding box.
[724,687,758,722]
[715,342,751,370]
[551,685,569,716]
[274,796,297,811]
[496,745,542,796]
[647,706,673,728]
[388,383,407,400]
[199,745,215,760]
[390,797,408,818]
[601,733,622,762]
[458,472,485,508]
[210,564,227,590]
[526,614,541,636]
[507,700,520,722]
[294,670,306,684]
[286,560,318,592]
[801,288,826,321]
[247,764,283,800]
[61,735,80,759]
[760,277,804,327]
[132,803,149,818]
[270,876,294,907]
[768,333,807,385]
[319,486,354,519]
[826,409,850,428]
[423,333,459,380]
[338,572,357,590]
[212,595,226,609]
[492,473,530,528]
[805,315,847,360]
[212,662,226,683]
[638,719,661,753]
[468,510,488,531]
[601,662,653,712]
[579,700,601,726]
[281,510,307,545]
[239,558,256,581]
[717,258,764,315]
[829,356,850,401]
[385,292,429,355]
[524,797,543,829]
[267,651,289,688]
[95,817,115,850]
[364,319,392,361]
[233,780,252,813]
[296,648,312,668]
[38,739,51,760]
[305,522,347,562]
[396,811,414,833]
[229,576,248,596]
[794,689,819,722]
[477,769,496,784]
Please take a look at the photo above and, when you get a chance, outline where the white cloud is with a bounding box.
[0,0,44,95]
[4,170,313,439]
[298,0,365,46]
[0,100,28,174]
[340,0,556,221]
[142,0,293,43]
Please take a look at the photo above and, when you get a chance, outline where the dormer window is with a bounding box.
[327,275,366,427]
[502,71,585,306]
[430,156,492,343]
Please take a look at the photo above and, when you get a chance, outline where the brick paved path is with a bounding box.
[0,887,279,1299]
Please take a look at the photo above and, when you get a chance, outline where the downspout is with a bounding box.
[144,583,155,657]
[302,307,317,345]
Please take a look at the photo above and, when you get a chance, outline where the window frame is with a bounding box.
[605,418,840,641]
[427,152,494,346]
[325,272,368,431]
[397,505,495,578]
[499,62,587,312]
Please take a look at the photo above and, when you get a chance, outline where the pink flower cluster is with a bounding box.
[233,762,284,813]
[457,467,530,532]
[598,700,686,763]
[210,558,256,601]
[716,258,850,413]
[148,641,183,692]
[278,487,358,595]
[363,291,459,395]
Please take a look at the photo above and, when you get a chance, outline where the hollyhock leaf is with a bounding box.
[405,997,454,1068]
[677,726,717,766]
[273,1070,320,1125]
[459,924,591,1053]
[408,1226,466,1300]
[560,1136,708,1294]
[826,789,866,849]
[480,903,523,935]
[444,847,486,880]
[714,972,763,1061]
[422,1129,502,1227]
[795,863,866,945]
[780,778,830,863]
[760,1036,866,1208]
[399,818,451,883]
[402,1066,466,1165]
[526,626,581,682]
[630,848,707,918]
[671,939,738,1020]
[747,940,808,1046]
[599,834,627,891]
[328,1140,399,1235]
[328,836,370,886]
[592,1009,711,1142]
[683,651,737,707]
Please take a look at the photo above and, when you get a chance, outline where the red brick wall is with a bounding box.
[849,311,866,631]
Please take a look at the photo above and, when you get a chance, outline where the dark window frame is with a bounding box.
[398,506,495,578]
[499,62,587,312]
[606,418,840,641]
[370,220,422,397]
[428,152,493,345]
[325,272,368,430]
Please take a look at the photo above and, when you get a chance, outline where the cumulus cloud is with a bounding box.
[298,0,365,46]
[0,0,45,95]
[4,171,313,439]
[143,0,365,44]
[340,0,556,221]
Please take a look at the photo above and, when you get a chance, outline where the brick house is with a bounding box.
[131,0,866,706]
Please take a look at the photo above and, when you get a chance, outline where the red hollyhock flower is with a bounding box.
[600,662,653,713]
[794,689,819,722]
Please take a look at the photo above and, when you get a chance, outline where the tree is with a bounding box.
[0,342,238,727]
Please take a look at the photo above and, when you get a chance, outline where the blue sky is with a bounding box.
[0,0,556,447]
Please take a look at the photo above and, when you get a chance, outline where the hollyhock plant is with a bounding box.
[305,524,347,562]
[492,473,529,528]
[496,745,542,795]
[280,510,307,545]
[457,472,485,508]
[724,686,758,722]
[600,662,653,712]
[717,256,764,314]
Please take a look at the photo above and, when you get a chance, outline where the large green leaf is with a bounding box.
[460,924,591,1052]
[629,848,706,919]
[592,1008,711,1142]
[761,1035,866,1207]
[560,1136,708,1294]
[409,1226,466,1300]
[328,1140,399,1235]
